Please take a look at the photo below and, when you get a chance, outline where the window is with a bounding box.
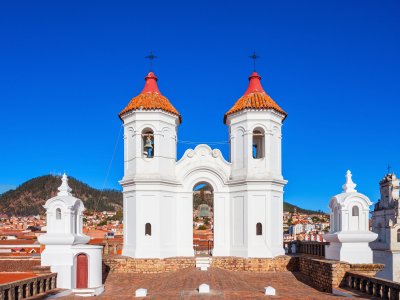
[145,223,152,236]
[252,128,265,159]
[397,229,400,243]
[56,208,62,220]
[256,223,262,236]
[352,206,359,217]
[142,129,154,158]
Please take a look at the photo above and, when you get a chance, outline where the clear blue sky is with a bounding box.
[0,1,399,211]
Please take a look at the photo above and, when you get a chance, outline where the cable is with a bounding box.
[94,124,123,214]
[178,139,228,145]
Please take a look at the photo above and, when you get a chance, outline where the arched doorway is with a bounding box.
[193,182,214,255]
[76,253,88,289]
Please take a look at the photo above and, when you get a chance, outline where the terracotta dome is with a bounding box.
[119,72,181,122]
[224,72,286,123]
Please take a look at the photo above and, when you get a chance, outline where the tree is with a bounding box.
[98,220,107,226]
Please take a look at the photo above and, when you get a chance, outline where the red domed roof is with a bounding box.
[224,72,286,123]
[119,72,181,122]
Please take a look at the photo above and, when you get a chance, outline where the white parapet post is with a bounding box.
[324,170,378,264]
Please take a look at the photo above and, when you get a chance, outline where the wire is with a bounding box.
[94,124,123,213]
[178,139,228,145]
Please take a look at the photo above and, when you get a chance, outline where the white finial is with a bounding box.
[342,170,357,193]
[58,173,72,196]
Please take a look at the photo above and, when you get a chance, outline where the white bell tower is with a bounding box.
[119,71,191,258]
[224,71,287,257]
[119,72,180,181]
[371,172,400,282]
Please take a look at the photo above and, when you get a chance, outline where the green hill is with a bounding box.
[283,201,325,215]
[0,175,325,216]
[0,175,122,216]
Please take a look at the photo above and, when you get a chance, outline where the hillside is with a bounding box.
[283,201,325,215]
[0,175,122,216]
[0,175,324,216]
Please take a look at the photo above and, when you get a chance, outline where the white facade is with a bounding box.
[325,171,377,263]
[371,173,400,282]
[120,72,287,259]
[289,224,303,235]
[38,174,104,295]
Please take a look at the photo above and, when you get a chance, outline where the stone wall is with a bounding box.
[0,257,41,272]
[297,256,384,293]
[211,256,298,272]
[298,257,350,292]
[103,254,383,295]
[103,256,195,273]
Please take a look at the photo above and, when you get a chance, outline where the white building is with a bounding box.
[324,171,377,263]
[38,174,104,296]
[119,70,287,258]
[289,223,304,235]
[371,173,400,282]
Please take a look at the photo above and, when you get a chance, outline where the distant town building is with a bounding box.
[198,204,211,218]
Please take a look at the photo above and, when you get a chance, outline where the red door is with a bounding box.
[76,254,88,288]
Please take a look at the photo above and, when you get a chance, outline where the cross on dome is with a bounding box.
[145,51,157,71]
[342,170,357,193]
[58,173,72,196]
[249,51,260,72]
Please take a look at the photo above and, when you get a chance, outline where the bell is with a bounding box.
[144,136,153,150]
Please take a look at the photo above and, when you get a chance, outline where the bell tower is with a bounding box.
[224,70,287,257]
[224,71,286,181]
[119,71,181,181]
[119,71,188,258]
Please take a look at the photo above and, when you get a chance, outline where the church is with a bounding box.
[118,69,287,258]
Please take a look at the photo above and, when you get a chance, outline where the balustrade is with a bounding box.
[345,272,400,300]
[283,241,329,257]
[0,273,57,300]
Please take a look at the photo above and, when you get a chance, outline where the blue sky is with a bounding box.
[0,1,399,211]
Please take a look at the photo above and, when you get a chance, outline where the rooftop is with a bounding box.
[119,72,181,122]
[224,71,287,123]
[0,272,38,284]
[61,267,347,299]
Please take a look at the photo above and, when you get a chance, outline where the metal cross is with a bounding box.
[388,164,392,174]
[249,51,260,71]
[145,51,157,71]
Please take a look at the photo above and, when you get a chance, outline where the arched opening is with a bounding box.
[350,205,360,231]
[76,253,88,289]
[397,229,400,243]
[145,223,152,236]
[142,128,154,158]
[333,206,338,232]
[252,128,265,159]
[352,206,359,216]
[193,182,214,255]
[256,223,262,236]
[56,208,61,220]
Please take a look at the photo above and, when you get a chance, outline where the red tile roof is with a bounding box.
[0,239,37,245]
[119,72,181,122]
[0,273,38,284]
[224,72,287,123]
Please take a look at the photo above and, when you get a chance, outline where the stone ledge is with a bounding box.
[103,256,195,274]
[211,255,298,272]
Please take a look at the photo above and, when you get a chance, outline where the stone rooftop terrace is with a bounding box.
[62,267,355,299]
